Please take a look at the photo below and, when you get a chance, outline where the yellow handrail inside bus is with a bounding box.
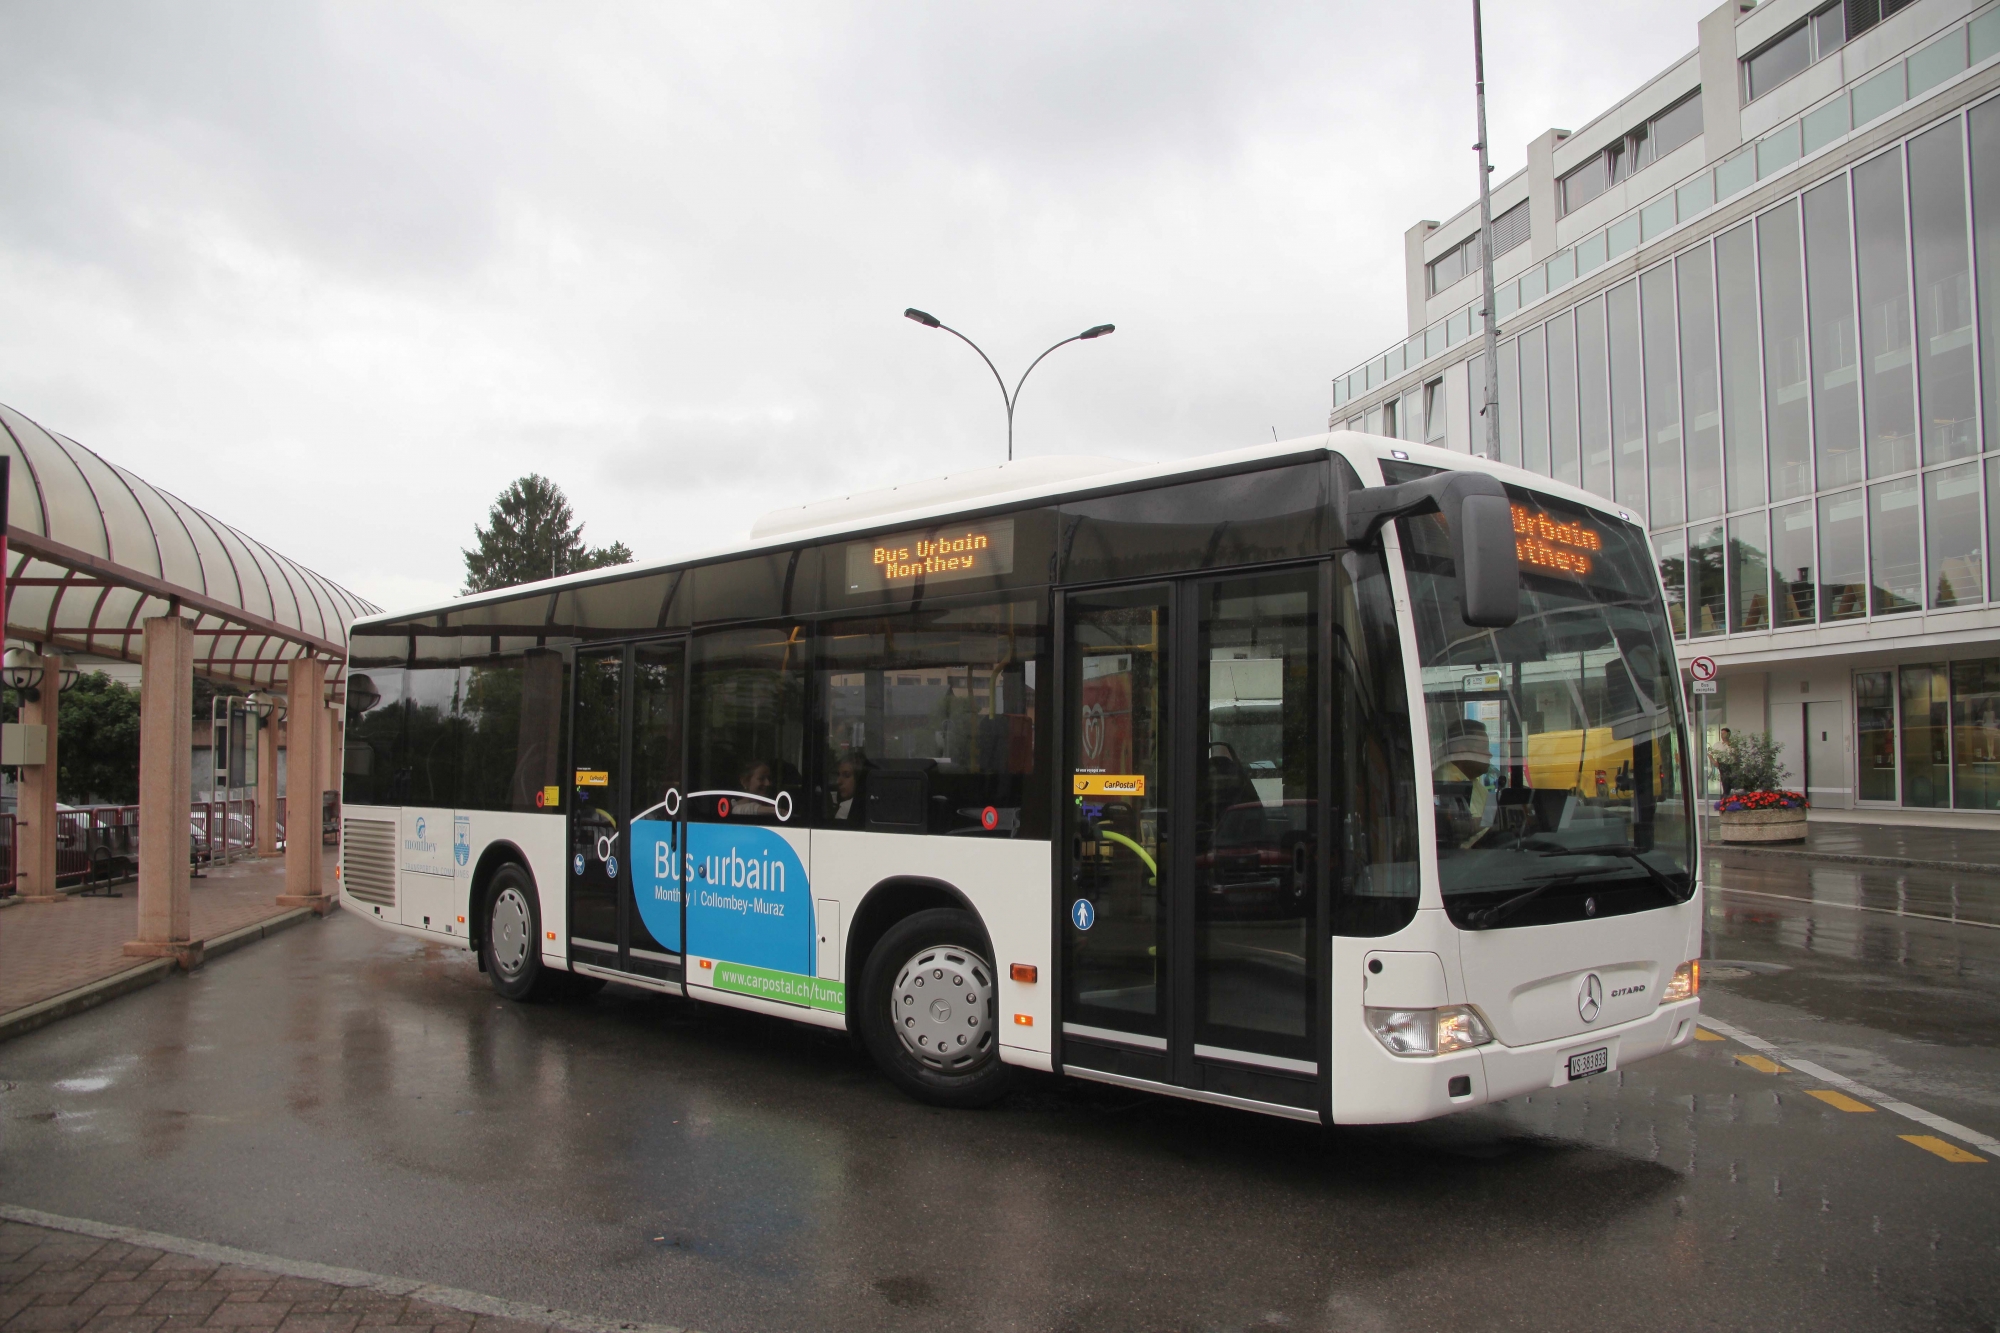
[1097,829,1157,885]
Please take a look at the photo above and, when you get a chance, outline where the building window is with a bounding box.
[1818,488,1867,620]
[1742,4,1844,104]
[1547,310,1580,485]
[1689,522,1726,636]
[1908,122,1976,465]
[1642,264,1685,527]
[1423,378,1447,444]
[1854,152,1917,477]
[1771,500,1817,626]
[1855,669,1897,801]
[1952,660,2000,810]
[1655,530,1687,638]
[1381,399,1398,440]
[1728,511,1770,631]
[1758,201,1813,503]
[1901,664,1950,808]
[1559,92,1705,215]
[1924,462,1983,607]
[1867,477,1922,614]
[1715,223,1765,513]
[1425,201,1530,296]
[1804,179,1863,489]
[1520,325,1550,474]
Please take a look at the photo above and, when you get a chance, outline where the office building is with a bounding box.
[1334,0,2000,818]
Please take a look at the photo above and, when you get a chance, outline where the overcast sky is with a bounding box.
[0,1,1701,614]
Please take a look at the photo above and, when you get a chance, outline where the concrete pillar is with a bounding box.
[278,657,329,911]
[253,709,279,856]
[125,618,201,967]
[16,651,64,902]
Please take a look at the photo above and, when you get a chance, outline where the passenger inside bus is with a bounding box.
[738,759,777,814]
[831,752,866,821]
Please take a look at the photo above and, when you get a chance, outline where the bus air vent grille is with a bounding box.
[342,818,397,907]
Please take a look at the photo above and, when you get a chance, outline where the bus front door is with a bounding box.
[567,638,687,986]
[1061,568,1323,1117]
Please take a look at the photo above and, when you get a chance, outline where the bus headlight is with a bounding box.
[1365,1005,1494,1057]
[1663,959,1700,1003]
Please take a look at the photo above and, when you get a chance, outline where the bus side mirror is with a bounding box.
[1341,470,1520,629]
[1457,493,1520,629]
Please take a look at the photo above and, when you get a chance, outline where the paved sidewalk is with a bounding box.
[1704,817,2000,872]
[0,1215,671,1333]
[0,853,331,1019]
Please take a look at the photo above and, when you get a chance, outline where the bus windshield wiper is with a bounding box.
[1462,872,1589,930]
[1522,840,1689,902]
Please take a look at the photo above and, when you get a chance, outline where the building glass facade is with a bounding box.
[1333,0,2000,814]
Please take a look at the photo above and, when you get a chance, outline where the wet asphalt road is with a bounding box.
[3,852,1998,1333]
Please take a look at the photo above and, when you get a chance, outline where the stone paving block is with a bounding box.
[201,1273,276,1294]
[3,1303,97,1332]
[141,1260,210,1277]
[73,1317,167,1333]
[14,1273,95,1297]
[201,1304,294,1328]
[466,1316,550,1333]
[75,1286,162,1311]
[0,1296,33,1322]
[136,1292,224,1318]
[272,1314,359,1333]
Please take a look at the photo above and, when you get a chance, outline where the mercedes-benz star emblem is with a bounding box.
[1578,972,1604,1024]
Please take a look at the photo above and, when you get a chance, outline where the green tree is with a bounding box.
[461,474,633,594]
[58,671,141,804]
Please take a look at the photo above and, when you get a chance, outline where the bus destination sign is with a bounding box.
[1511,504,1601,575]
[845,517,1015,594]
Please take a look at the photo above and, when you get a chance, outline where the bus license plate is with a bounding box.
[1567,1047,1609,1081]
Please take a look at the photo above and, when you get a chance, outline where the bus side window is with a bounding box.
[687,624,808,825]
[813,597,1050,838]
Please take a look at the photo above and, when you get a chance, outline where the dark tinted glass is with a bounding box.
[459,646,567,812]
[1057,461,1332,585]
[401,664,465,807]
[1330,543,1420,936]
[549,574,680,640]
[688,624,807,825]
[688,550,815,625]
[1805,179,1863,487]
[1854,152,1917,477]
[343,666,409,806]
[815,597,1050,838]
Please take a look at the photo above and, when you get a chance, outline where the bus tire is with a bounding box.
[481,864,557,1002]
[859,908,1012,1108]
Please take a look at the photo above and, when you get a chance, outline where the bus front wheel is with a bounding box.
[860,908,1012,1108]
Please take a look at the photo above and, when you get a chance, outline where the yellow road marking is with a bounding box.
[1900,1135,1987,1163]
[1807,1089,1875,1113]
[1735,1053,1784,1074]
[1693,1028,1725,1041]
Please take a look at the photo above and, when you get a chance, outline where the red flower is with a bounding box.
[1714,789,1809,812]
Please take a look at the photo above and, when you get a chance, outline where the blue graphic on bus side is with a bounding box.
[628,822,812,972]
[1071,899,1095,930]
[573,852,586,877]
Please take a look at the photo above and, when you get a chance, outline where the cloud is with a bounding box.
[0,0,1704,614]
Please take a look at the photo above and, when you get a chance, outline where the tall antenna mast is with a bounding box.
[1472,0,1502,463]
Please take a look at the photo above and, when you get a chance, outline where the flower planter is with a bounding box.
[1718,806,1807,843]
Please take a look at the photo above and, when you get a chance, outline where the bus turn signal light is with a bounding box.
[1010,964,1038,983]
[1014,1014,1033,1026]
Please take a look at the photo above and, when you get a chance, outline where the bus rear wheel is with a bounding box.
[860,908,1012,1108]
[481,864,560,1001]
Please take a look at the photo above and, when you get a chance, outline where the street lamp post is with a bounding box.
[903,309,1115,462]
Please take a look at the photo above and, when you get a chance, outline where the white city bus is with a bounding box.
[338,434,1701,1124]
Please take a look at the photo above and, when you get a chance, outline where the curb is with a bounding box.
[0,903,332,1045]
[0,960,174,1044]
[1706,844,2000,876]
[0,1205,695,1333]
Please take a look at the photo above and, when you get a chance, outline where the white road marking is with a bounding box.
[1710,885,2000,931]
[1697,1015,2000,1154]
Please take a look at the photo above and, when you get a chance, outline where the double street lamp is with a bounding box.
[903,309,1114,462]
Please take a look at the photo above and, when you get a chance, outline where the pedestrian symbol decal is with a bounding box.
[1071,898,1095,931]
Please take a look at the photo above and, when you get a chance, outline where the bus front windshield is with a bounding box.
[1400,485,1694,928]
